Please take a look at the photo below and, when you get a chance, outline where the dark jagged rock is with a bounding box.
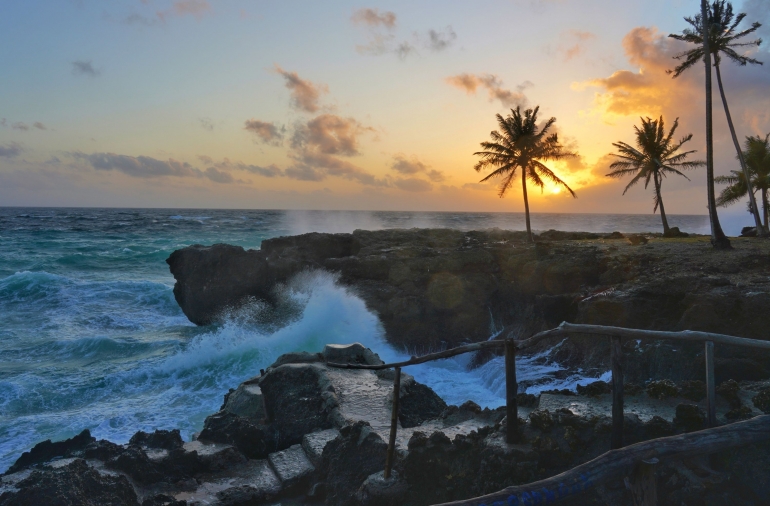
[717,379,743,409]
[678,380,706,402]
[198,411,277,459]
[753,388,770,413]
[129,429,183,450]
[321,422,388,506]
[141,494,186,506]
[643,416,675,438]
[398,382,447,428]
[0,459,138,506]
[577,380,611,397]
[6,429,95,474]
[673,403,706,432]
[646,379,679,400]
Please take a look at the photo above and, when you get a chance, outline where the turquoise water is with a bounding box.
[0,208,710,471]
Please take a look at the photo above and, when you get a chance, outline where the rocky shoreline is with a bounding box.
[3,343,770,506]
[167,228,770,384]
[4,229,770,505]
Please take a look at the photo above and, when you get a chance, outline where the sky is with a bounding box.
[1,0,769,220]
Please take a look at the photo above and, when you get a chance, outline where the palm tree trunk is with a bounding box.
[714,62,765,235]
[702,0,731,249]
[763,188,769,231]
[654,172,671,234]
[522,167,533,243]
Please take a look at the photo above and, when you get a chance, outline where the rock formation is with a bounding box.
[167,229,770,383]
[3,343,770,506]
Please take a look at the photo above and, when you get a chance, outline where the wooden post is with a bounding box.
[630,458,658,506]
[611,336,624,450]
[505,339,518,444]
[384,367,401,479]
[705,341,716,427]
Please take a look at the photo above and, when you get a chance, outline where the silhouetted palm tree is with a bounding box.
[716,134,770,229]
[473,106,576,243]
[607,116,703,235]
[669,0,764,237]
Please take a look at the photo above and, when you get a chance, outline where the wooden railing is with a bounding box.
[433,414,770,506]
[327,321,770,493]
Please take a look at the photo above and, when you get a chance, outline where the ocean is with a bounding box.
[0,207,711,471]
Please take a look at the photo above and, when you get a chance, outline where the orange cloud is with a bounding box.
[577,27,698,118]
[244,119,284,146]
[351,8,396,29]
[273,65,328,113]
[446,73,531,108]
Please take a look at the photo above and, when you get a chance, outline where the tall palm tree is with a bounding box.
[716,134,770,230]
[607,116,703,235]
[669,0,764,237]
[473,106,576,243]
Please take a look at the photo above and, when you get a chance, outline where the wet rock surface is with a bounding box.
[167,229,770,383]
[3,348,770,506]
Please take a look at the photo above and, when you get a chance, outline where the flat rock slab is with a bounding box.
[267,444,315,490]
[224,384,267,422]
[174,459,281,506]
[537,392,764,423]
[302,429,341,466]
[324,368,396,435]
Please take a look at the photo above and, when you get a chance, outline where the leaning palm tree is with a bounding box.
[716,134,770,230]
[606,116,704,235]
[669,0,764,237]
[473,106,576,243]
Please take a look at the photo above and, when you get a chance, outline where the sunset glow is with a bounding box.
[1,0,768,218]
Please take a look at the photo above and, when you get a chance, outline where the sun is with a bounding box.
[551,187,562,194]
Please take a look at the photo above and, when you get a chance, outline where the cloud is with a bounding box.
[33,122,47,130]
[12,122,29,131]
[203,167,235,184]
[575,27,698,118]
[446,73,531,108]
[199,117,214,131]
[285,114,386,187]
[273,65,328,113]
[558,30,597,61]
[205,156,283,178]
[394,177,432,192]
[285,164,325,181]
[291,114,373,156]
[352,11,456,59]
[72,151,241,183]
[244,119,284,145]
[0,118,5,127]
[0,142,23,158]
[391,155,445,182]
[157,0,211,22]
[71,60,100,77]
[427,27,457,52]
[351,8,396,29]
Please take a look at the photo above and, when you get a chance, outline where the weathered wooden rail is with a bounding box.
[432,414,770,506]
[327,320,770,498]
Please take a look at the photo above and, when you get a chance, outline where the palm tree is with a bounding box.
[716,134,770,230]
[669,0,764,238]
[606,116,704,235]
[473,106,576,243]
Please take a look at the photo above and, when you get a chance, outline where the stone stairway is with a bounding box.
[170,429,341,505]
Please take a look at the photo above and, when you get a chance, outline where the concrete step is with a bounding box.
[301,428,341,466]
[267,444,315,493]
[173,459,281,506]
